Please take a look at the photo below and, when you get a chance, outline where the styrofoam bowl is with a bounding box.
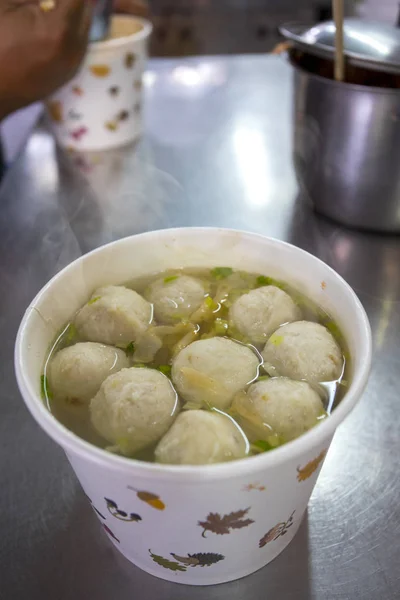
[15,228,371,585]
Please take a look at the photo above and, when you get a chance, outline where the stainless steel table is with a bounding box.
[1,55,399,600]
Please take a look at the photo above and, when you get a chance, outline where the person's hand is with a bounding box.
[114,0,149,17]
[0,0,92,120]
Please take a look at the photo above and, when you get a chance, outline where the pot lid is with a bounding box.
[280,18,400,75]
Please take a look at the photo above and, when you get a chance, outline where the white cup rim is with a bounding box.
[90,15,153,51]
[14,228,372,482]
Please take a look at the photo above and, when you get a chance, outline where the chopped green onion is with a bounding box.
[116,437,132,455]
[252,440,272,453]
[256,275,273,286]
[269,334,284,347]
[214,318,229,335]
[325,320,342,339]
[182,400,203,411]
[257,375,270,381]
[158,364,172,378]
[65,323,78,344]
[256,275,285,289]
[204,296,218,310]
[41,374,53,400]
[267,433,281,448]
[88,296,101,305]
[133,363,147,368]
[211,267,233,280]
[125,342,135,356]
[164,275,178,284]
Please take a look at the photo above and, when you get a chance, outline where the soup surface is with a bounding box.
[42,267,349,465]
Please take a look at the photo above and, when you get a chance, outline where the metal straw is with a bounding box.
[89,0,114,42]
[333,0,345,81]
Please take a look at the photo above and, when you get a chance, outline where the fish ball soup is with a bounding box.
[42,267,349,465]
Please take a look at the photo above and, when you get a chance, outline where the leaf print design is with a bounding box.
[186,553,225,567]
[70,126,88,141]
[149,550,186,572]
[259,511,295,548]
[170,554,200,566]
[105,498,142,522]
[118,110,130,121]
[149,550,225,571]
[242,483,266,492]
[297,450,327,482]
[86,495,106,519]
[125,53,136,68]
[68,109,82,121]
[134,79,142,90]
[136,492,165,510]
[72,85,84,96]
[198,508,254,538]
[105,120,118,131]
[259,524,281,546]
[103,524,120,543]
[91,503,106,519]
[127,486,166,510]
[47,101,63,123]
[90,64,111,77]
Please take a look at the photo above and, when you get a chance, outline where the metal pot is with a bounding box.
[292,62,400,231]
[282,19,400,232]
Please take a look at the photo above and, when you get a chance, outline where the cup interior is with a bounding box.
[108,15,144,39]
[15,228,372,477]
[91,15,152,51]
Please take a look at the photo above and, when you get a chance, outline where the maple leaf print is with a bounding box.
[198,508,254,538]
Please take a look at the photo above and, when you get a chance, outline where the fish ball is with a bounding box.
[146,275,206,324]
[90,367,178,455]
[75,285,152,346]
[48,342,129,405]
[155,410,248,465]
[262,321,343,383]
[232,377,325,443]
[172,337,259,410]
[229,286,301,344]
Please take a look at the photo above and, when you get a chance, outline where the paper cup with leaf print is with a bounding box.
[15,229,371,586]
[46,16,152,151]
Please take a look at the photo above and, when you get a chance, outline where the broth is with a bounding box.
[42,267,349,464]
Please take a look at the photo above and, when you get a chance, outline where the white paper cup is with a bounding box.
[46,16,152,151]
[15,229,371,586]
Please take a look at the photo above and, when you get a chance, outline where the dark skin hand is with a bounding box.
[0,0,92,120]
[0,0,148,121]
